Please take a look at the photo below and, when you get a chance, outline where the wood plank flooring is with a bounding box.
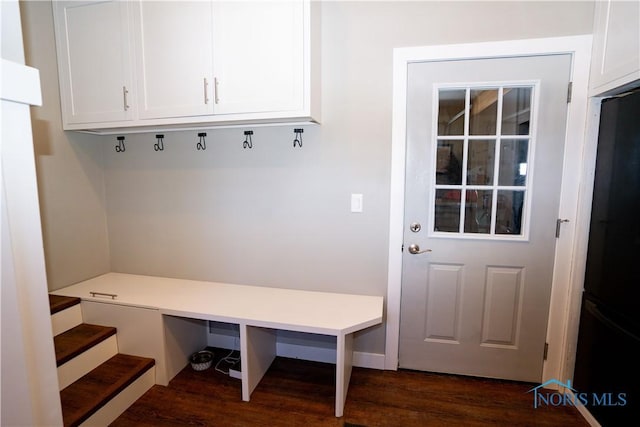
[113,350,588,426]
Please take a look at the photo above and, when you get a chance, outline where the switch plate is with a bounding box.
[351,193,363,213]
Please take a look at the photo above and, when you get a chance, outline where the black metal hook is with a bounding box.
[115,136,125,153]
[243,131,253,149]
[197,132,207,150]
[293,128,304,148]
[154,134,164,152]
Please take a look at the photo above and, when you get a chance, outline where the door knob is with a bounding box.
[408,244,432,254]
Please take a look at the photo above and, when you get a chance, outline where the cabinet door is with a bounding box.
[212,0,305,115]
[590,0,640,95]
[53,1,134,125]
[132,1,214,119]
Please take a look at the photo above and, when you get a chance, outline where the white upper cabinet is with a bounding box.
[52,0,318,132]
[212,0,304,116]
[132,1,214,119]
[590,0,640,95]
[53,1,134,125]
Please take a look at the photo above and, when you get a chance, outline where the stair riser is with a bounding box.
[58,335,118,390]
[51,305,83,337]
[78,366,155,427]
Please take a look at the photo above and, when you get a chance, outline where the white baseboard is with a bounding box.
[206,333,385,370]
[575,404,601,427]
[566,390,601,427]
[276,342,336,364]
[353,350,386,370]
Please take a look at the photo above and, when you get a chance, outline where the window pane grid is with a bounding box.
[489,87,504,234]
[433,85,533,237]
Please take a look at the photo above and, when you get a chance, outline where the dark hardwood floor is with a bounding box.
[112,350,588,426]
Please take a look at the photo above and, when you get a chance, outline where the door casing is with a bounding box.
[385,35,593,387]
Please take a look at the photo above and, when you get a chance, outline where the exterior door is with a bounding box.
[399,54,572,382]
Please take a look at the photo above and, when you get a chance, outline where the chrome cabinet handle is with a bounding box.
[214,77,220,104]
[408,244,432,255]
[90,291,117,300]
[123,86,129,111]
[204,78,209,104]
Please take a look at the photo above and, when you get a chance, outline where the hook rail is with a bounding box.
[154,134,165,151]
[293,128,304,148]
[197,132,207,150]
[115,136,126,152]
[243,130,253,149]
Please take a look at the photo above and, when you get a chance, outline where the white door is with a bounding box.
[132,1,214,119]
[53,0,134,125]
[399,54,572,382]
[212,0,304,115]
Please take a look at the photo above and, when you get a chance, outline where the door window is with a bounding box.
[432,85,535,239]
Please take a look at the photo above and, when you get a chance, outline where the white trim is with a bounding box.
[276,342,385,370]
[566,390,602,427]
[277,342,337,363]
[0,59,42,106]
[208,331,386,370]
[554,95,604,387]
[385,35,593,384]
[574,403,602,427]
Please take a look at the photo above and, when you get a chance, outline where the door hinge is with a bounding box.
[567,82,573,103]
[401,243,404,252]
[555,218,569,238]
[543,342,549,361]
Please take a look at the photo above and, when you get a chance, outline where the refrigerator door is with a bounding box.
[584,90,640,328]
[574,298,639,425]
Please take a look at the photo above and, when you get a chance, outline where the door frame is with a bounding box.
[386,35,593,386]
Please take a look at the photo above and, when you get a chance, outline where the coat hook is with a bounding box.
[154,134,165,152]
[115,136,126,153]
[243,130,253,149]
[197,132,207,150]
[293,128,304,148]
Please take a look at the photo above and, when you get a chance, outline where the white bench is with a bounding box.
[53,273,383,417]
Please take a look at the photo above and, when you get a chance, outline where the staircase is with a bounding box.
[49,295,155,426]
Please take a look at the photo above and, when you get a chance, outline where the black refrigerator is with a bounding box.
[574,89,640,426]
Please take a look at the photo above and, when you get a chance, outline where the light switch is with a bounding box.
[351,193,363,213]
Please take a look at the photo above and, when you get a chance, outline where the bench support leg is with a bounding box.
[240,324,276,401]
[335,332,354,417]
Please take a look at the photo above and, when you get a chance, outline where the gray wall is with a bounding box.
[21,1,110,291]
[22,1,594,355]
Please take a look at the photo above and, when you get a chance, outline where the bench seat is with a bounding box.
[53,273,383,417]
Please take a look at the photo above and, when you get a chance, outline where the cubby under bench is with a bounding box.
[52,273,383,417]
